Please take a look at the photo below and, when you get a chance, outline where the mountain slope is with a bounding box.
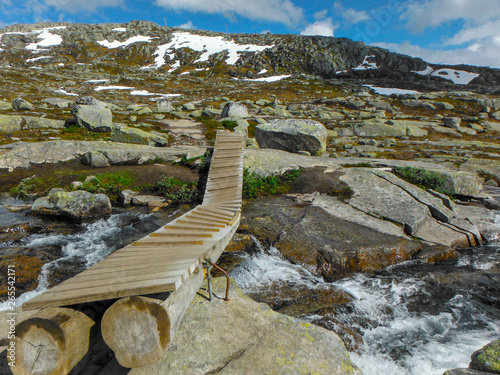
[1,20,498,94]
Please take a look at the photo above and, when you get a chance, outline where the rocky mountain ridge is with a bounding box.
[1,20,499,93]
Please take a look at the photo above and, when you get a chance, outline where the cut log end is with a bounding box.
[10,308,94,375]
[101,296,171,368]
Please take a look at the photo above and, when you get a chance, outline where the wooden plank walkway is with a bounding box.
[23,131,245,311]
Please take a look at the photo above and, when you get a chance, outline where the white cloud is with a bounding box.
[154,0,303,26]
[333,2,371,24]
[177,21,195,29]
[401,0,500,32]
[446,19,500,46]
[372,40,500,69]
[300,18,337,37]
[314,9,329,20]
[43,0,125,13]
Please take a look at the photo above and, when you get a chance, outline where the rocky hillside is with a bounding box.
[0,20,499,97]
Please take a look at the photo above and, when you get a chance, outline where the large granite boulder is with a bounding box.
[71,104,113,132]
[423,169,486,198]
[111,125,168,147]
[11,98,33,111]
[255,119,327,156]
[31,189,112,220]
[470,339,500,373]
[221,102,249,118]
[130,277,361,375]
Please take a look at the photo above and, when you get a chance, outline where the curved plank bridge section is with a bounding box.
[14,131,245,373]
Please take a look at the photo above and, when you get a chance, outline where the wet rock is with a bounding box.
[31,189,112,220]
[221,102,249,118]
[241,195,422,281]
[225,233,253,252]
[130,277,361,375]
[0,255,44,299]
[444,369,493,375]
[111,124,168,147]
[119,189,140,206]
[470,340,500,373]
[255,119,327,156]
[71,104,113,132]
[131,195,168,208]
[11,98,33,111]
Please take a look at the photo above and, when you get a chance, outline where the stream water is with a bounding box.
[1,197,499,374]
[229,213,500,375]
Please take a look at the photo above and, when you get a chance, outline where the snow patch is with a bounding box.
[85,79,110,84]
[112,27,127,32]
[353,55,378,71]
[26,56,52,63]
[94,85,134,91]
[258,69,267,75]
[364,85,421,96]
[54,88,78,96]
[412,66,480,85]
[241,75,292,82]
[26,27,65,51]
[97,35,154,49]
[431,68,479,85]
[411,66,434,76]
[146,31,274,69]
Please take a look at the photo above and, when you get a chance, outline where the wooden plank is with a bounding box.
[164,224,220,231]
[188,211,233,221]
[23,277,182,310]
[194,209,235,220]
[204,191,242,200]
[133,239,204,246]
[66,263,192,284]
[207,175,241,184]
[185,213,230,224]
[87,252,207,266]
[72,259,200,275]
[39,268,188,295]
[176,219,226,228]
[205,185,242,195]
[149,232,213,238]
[205,180,241,190]
[197,206,237,217]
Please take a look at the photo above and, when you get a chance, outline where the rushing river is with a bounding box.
[229,213,500,375]
[1,197,499,374]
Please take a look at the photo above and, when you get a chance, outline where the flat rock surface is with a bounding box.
[131,278,361,375]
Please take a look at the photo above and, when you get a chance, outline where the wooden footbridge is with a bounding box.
[12,131,245,374]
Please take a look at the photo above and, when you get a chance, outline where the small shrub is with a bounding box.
[393,166,453,196]
[153,176,197,203]
[80,171,135,200]
[243,168,301,198]
[10,176,36,198]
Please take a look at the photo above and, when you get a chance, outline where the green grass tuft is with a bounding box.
[243,168,301,198]
[393,166,453,196]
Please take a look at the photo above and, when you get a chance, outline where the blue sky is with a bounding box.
[1,0,500,68]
